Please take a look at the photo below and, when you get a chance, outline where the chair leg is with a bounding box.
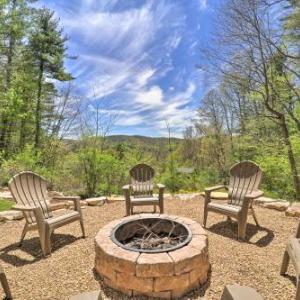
[159,202,164,214]
[280,250,290,275]
[203,209,208,228]
[19,223,28,246]
[80,218,86,238]
[251,206,260,227]
[0,271,12,300]
[125,202,131,216]
[238,219,247,240]
[296,274,300,300]
[43,225,51,257]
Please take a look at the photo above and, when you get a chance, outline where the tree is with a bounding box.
[198,0,300,199]
[28,8,73,149]
[0,0,35,152]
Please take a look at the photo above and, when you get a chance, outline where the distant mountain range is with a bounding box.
[106,135,182,144]
[64,135,183,152]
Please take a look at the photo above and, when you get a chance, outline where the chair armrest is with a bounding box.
[13,205,38,212]
[244,190,264,199]
[51,196,80,201]
[122,185,131,190]
[156,184,165,189]
[205,185,226,193]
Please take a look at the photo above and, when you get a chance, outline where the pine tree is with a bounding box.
[28,8,73,149]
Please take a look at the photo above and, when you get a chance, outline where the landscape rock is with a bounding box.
[47,201,70,211]
[0,210,23,221]
[254,197,276,205]
[48,190,64,198]
[107,196,124,203]
[86,197,107,206]
[262,201,290,211]
[174,193,202,201]
[0,190,13,200]
[163,193,172,200]
[285,203,300,217]
[68,200,88,207]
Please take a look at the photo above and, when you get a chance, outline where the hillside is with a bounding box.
[106,135,182,145]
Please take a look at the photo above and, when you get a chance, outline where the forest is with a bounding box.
[0,0,299,201]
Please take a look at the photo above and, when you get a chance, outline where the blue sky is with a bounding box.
[40,0,219,137]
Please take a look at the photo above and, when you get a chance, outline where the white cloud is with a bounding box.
[135,86,164,106]
[136,69,156,87]
[40,0,202,137]
[199,0,207,10]
[116,115,144,126]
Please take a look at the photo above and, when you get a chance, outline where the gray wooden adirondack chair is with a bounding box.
[280,219,300,300]
[0,264,12,300]
[204,161,263,240]
[122,163,165,216]
[8,171,85,256]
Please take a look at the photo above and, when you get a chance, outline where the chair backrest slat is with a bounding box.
[228,161,262,206]
[130,163,155,198]
[8,171,52,223]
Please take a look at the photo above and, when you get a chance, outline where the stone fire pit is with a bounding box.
[94,214,210,299]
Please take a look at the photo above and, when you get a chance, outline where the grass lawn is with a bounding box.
[0,199,14,211]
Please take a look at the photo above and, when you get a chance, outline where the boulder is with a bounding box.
[285,203,300,217]
[262,201,290,211]
[48,190,64,198]
[107,196,125,203]
[0,190,13,200]
[254,197,276,205]
[163,193,173,200]
[0,210,23,221]
[85,197,107,206]
[68,200,88,207]
[174,193,202,201]
[48,201,70,211]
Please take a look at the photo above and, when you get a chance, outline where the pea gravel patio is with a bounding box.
[0,198,298,300]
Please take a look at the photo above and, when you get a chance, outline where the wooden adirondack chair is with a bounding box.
[8,171,85,256]
[122,163,165,216]
[280,220,300,300]
[0,264,12,300]
[203,161,263,239]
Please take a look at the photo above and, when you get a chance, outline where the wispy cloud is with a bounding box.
[40,0,209,137]
[198,0,207,10]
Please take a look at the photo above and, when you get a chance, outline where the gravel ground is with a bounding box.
[0,198,298,300]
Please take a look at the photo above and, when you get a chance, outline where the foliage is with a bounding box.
[0,0,300,202]
[0,199,13,212]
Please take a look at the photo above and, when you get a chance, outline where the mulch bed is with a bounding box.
[0,198,298,300]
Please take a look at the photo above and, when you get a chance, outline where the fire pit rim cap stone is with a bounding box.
[111,215,193,253]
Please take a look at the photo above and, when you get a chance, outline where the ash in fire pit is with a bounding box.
[112,217,192,253]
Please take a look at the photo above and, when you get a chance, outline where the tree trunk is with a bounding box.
[280,116,300,200]
[35,60,44,149]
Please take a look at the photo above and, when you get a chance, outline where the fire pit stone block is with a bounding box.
[137,252,174,277]
[94,214,210,299]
